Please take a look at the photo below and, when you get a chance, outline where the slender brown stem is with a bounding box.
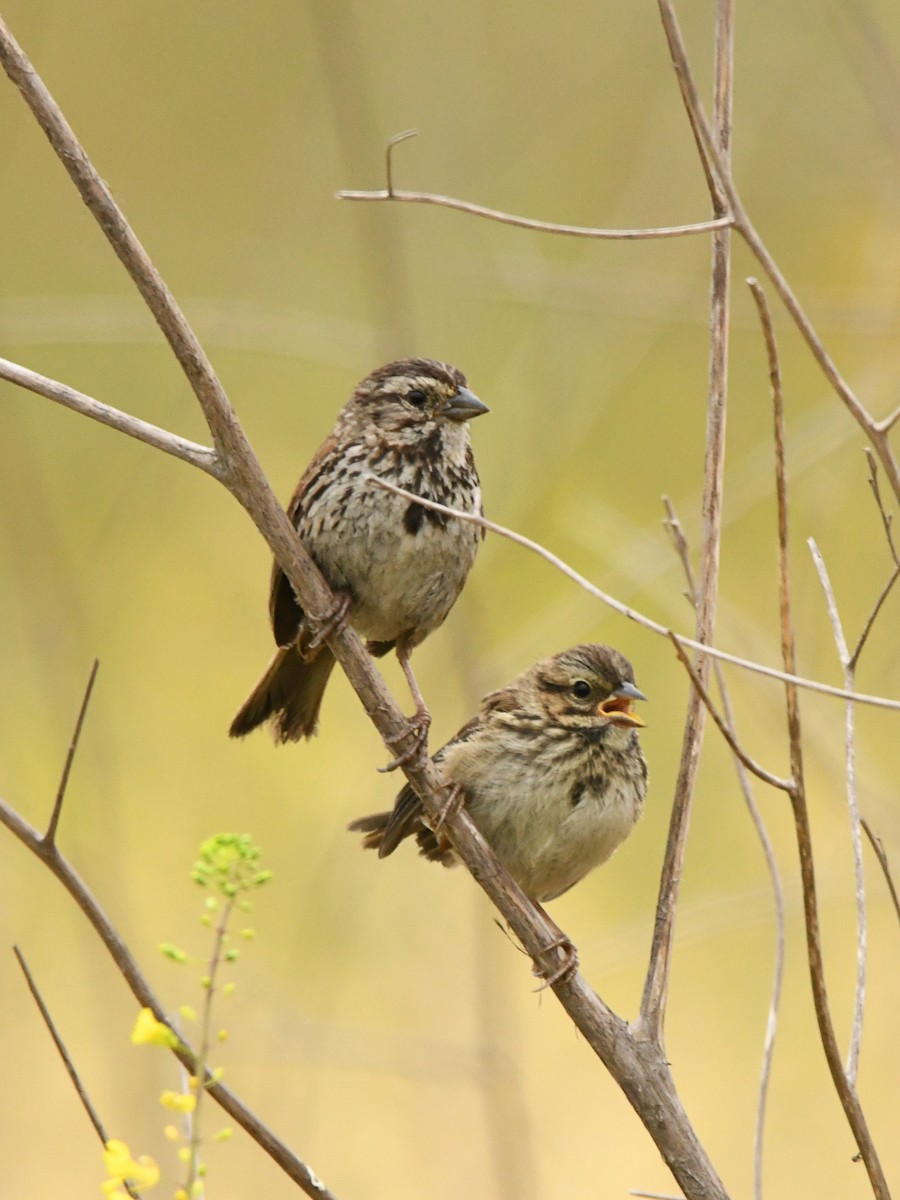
[337,184,734,241]
[45,659,100,847]
[638,0,734,1044]
[664,497,787,1200]
[862,818,900,928]
[668,635,791,791]
[13,947,144,1196]
[753,276,889,1199]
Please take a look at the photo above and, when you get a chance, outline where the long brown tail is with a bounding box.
[229,646,337,742]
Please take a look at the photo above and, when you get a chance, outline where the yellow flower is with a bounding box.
[160,1090,197,1113]
[101,1139,160,1194]
[130,1008,179,1049]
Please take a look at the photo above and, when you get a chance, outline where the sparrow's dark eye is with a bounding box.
[571,680,592,700]
[407,388,428,407]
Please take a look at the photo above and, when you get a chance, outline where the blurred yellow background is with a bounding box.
[2,2,899,1197]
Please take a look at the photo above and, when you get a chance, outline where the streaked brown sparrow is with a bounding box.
[230,358,488,743]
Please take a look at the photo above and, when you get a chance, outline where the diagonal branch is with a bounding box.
[655,0,900,505]
[45,658,100,847]
[0,356,220,477]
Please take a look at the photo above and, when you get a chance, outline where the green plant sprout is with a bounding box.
[112,834,272,1200]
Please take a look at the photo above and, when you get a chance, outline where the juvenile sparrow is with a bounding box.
[349,644,648,903]
[229,358,488,743]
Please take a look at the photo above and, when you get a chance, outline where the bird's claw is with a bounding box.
[302,591,352,659]
[532,935,579,991]
[432,783,464,835]
[377,708,432,773]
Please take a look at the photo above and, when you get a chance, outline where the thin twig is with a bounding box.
[0,356,221,478]
[639,0,735,1044]
[339,129,732,240]
[45,658,99,847]
[664,498,786,1200]
[861,818,900,927]
[668,634,791,791]
[852,451,900,669]
[808,539,866,1087]
[365,477,900,712]
[12,946,142,1200]
[337,186,735,241]
[752,275,888,1195]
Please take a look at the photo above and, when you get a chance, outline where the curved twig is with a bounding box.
[338,184,734,241]
[365,477,900,713]
[340,129,733,241]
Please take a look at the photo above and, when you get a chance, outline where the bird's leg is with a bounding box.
[532,912,579,990]
[301,590,352,660]
[378,643,432,772]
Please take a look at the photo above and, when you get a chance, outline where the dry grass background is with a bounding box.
[2,2,900,1197]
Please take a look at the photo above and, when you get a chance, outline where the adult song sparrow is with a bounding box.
[229,358,488,743]
[349,644,648,903]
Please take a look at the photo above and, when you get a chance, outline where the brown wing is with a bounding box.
[268,431,341,648]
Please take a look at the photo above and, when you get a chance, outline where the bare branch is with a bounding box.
[667,634,791,791]
[338,185,734,241]
[337,185,735,241]
[45,659,100,847]
[0,356,220,478]
[339,129,733,241]
[639,0,735,1043]
[14,947,111,1132]
[862,818,900,928]
[655,0,900,505]
[750,275,888,1195]
[367,476,900,713]
[865,450,898,565]
[808,538,866,1088]
[664,496,787,1200]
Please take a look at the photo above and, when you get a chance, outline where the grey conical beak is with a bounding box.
[615,680,647,704]
[443,387,490,422]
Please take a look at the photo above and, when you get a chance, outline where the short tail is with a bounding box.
[229,646,337,742]
[346,812,392,853]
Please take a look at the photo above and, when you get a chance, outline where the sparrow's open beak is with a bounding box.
[599,680,647,727]
[443,387,490,423]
